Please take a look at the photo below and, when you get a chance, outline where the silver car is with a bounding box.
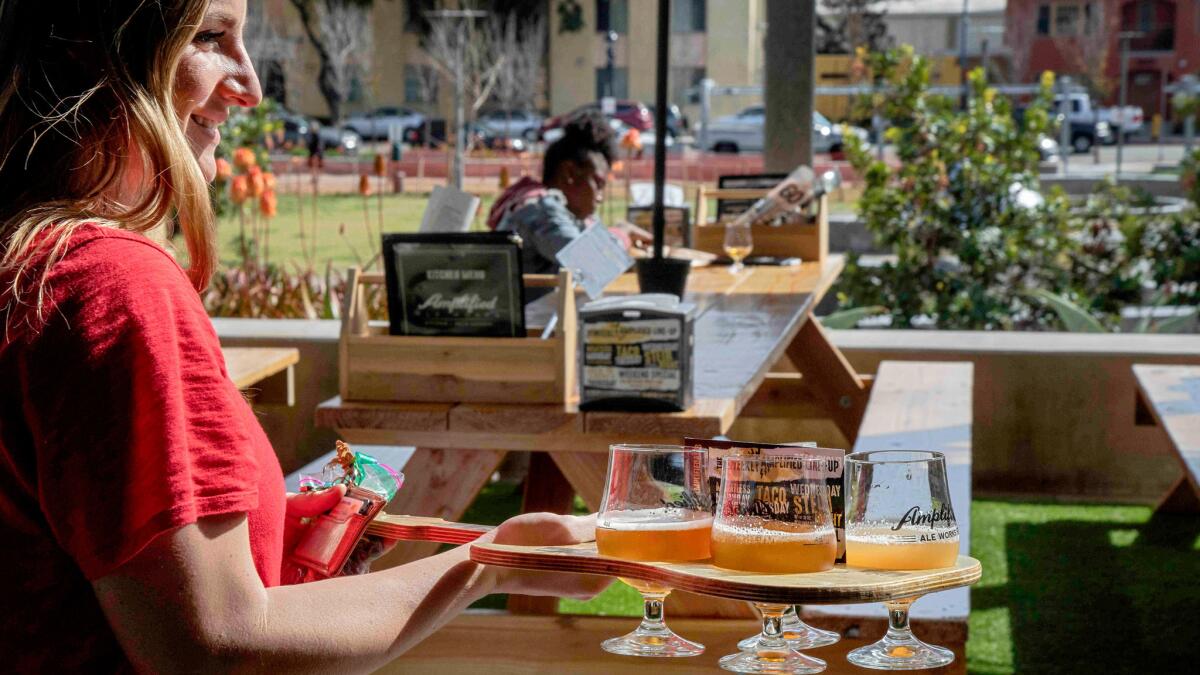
[477,110,543,141]
[702,107,863,154]
[342,106,425,141]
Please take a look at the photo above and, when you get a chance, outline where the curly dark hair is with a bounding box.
[542,110,616,183]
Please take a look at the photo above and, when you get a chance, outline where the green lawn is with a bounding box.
[214,189,860,272]
[460,485,1200,674]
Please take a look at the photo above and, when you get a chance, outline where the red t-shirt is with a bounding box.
[0,225,286,670]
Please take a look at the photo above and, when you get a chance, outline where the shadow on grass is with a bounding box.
[973,512,1200,675]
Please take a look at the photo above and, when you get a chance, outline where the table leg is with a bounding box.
[785,316,869,444]
[371,448,507,570]
[1156,475,1200,514]
[509,452,579,615]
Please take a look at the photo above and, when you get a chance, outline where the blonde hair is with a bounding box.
[0,0,215,335]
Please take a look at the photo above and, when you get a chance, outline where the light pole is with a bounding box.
[605,30,618,99]
[1058,76,1073,176]
[958,0,971,109]
[1115,31,1143,182]
[425,9,487,191]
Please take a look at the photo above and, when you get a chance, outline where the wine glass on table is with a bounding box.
[844,450,961,670]
[711,455,837,674]
[596,444,712,657]
[724,221,753,274]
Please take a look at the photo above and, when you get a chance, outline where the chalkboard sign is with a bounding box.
[382,233,525,337]
[626,205,691,247]
[579,294,694,412]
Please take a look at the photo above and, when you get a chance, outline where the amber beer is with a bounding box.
[845,529,959,570]
[595,515,713,562]
[711,521,836,574]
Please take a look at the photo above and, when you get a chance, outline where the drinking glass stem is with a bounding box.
[639,592,669,634]
[756,603,789,651]
[885,596,917,641]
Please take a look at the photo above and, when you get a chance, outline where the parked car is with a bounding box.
[700,106,866,154]
[476,110,543,141]
[1016,106,1113,154]
[539,99,654,139]
[275,110,361,153]
[1053,92,1144,143]
[341,106,425,141]
[646,103,688,138]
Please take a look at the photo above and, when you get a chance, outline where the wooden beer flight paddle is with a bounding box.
[470,541,982,605]
[366,514,495,545]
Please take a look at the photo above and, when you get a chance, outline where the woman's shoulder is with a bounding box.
[48,224,188,288]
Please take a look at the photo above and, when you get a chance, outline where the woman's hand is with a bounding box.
[483,512,611,600]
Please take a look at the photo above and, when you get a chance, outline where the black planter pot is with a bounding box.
[636,257,691,298]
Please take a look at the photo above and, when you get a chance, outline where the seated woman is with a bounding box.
[489,112,648,273]
[0,1,605,671]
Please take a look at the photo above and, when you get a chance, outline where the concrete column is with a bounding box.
[764,0,814,171]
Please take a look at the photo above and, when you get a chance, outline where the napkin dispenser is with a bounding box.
[578,294,695,413]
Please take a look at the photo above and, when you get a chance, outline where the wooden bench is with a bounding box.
[1133,364,1200,513]
[803,361,974,673]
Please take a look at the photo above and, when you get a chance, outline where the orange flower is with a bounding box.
[215,158,232,181]
[263,172,277,191]
[358,174,371,196]
[620,128,643,151]
[259,190,278,218]
[233,147,257,170]
[248,164,262,177]
[230,175,249,205]
[250,172,265,198]
[373,154,387,177]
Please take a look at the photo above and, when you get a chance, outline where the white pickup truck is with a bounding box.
[1053,92,1144,144]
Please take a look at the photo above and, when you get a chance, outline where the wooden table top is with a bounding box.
[1133,364,1200,470]
[222,347,300,389]
[316,257,844,451]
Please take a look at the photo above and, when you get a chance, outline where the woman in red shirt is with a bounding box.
[0,1,606,671]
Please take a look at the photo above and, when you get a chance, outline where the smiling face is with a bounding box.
[174,0,261,182]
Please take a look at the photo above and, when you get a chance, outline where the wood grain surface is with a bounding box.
[366,514,494,544]
[470,541,981,606]
[1134,364,1200,512]
[222,347,298,389]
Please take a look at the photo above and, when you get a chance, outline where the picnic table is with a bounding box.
[1134,364,1200,513]
[314,258,975,673]
[222,346,298,406]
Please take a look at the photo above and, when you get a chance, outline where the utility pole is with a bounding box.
[959,0,971,108]
[605,30,618,98]
[1115,31,1143,182]
[764,0,814,171]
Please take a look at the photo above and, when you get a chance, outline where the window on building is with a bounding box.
[1136,0,1154,30]
[1083,3,1096,34]
[1036,5,1051,35]
[595,67,629,99]
[404,0,436,33]
[405,64,438,104]
[1054,4,1080,36]
[671,0,706,32]
[670,66,705,105]
[597,0,629,34]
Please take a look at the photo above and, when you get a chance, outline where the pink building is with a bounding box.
[1006,0,1200,121]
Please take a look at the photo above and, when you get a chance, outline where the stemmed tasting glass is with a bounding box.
[712,455,837,674]
[844,450,961,670]
[596,445,712,657]
[735,605,840,653]
[724,221,753,274]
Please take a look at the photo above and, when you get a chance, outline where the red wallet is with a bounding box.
[290,485,387,578]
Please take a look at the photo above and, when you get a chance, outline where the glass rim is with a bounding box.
[609,443,705,455]
[846,449,946,465]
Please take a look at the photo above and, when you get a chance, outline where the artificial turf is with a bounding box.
[461,482,1200,674]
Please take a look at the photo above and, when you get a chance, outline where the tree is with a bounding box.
[288,0,380,123]
[244,1,295,100]
[816,0,890,55]
[488,12,547,129]
[424,11,506,188]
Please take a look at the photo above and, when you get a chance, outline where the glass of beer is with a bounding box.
[712,455,836,674]
[844,450,961,670]
[596,444,712,657]
[724,221,753,273]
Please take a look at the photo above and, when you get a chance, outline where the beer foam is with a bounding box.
[599,511,713,531]
[711,520,834,544]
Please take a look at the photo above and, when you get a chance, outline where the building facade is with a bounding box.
[1006,0,1200,118]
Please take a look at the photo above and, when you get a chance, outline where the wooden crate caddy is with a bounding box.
[692,186,829,262]
[339,267,577,405]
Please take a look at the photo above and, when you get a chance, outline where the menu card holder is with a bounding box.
[339,267,576,405]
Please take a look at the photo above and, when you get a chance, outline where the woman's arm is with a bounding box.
[93,511,605,674]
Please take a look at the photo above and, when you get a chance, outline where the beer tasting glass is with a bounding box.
[712,455,836,674]
[724,221,753,274]
[844,450,961,670]
[596,444,712,657]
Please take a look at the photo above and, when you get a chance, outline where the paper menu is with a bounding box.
[554,224,634,300]
[419,185,481,233]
